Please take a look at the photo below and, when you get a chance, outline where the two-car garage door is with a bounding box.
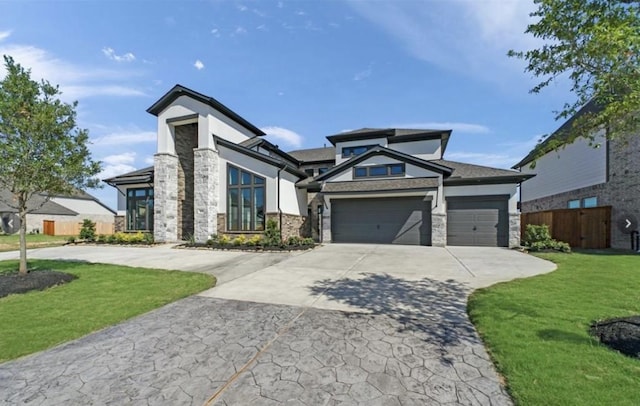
[446,197,509,247]
[331,197,432,245]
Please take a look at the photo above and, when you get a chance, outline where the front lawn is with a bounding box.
[0,260,215,362]
[468,252,640,406]
[0,234,68,252]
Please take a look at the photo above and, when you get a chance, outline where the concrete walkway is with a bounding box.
[0,244,556,405]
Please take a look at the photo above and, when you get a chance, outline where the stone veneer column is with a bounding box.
[321,197,331,243]
[431,213,447,247]
[154,153,179,242]
[193,148,219,244]
[508,213,521,248]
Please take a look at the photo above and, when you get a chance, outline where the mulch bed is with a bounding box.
[0,270,77,299]
[591,316,640,359]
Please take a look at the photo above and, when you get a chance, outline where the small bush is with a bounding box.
[67,236,76,243]
[246,235,264,246]
[218,235,231,246]
[523,224,571,253]
[79,219,96,242]
[97,234,107,243]
[143,233,154,244]
[264,219,281,246]
[207,234,219,246]
[232,235,247,246]
[106,234,117,244]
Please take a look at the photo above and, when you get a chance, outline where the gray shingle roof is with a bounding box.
[0,189,78,215]
[322,177,439,193]
[103,166,154,185]
[287,147,336,163]
[432,159,533,184]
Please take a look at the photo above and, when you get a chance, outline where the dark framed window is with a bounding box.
[126,188,154,231]
[318,167,329,175]
[304,168,314,177]
[342,145,376,158]
[227,165,265,231]
[353,163,406,178]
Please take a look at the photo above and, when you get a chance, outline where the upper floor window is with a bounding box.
[342,145,376,158]
[126,188,154,231]
[227,165,265,231]
[567,199,580,209]
[582,196,598,208]
[318,167,329,175]
[354,163,405,178]
[304,169,314,177]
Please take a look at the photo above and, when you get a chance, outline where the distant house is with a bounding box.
[0,188,115,235]
[105,85,532,247]
[513,101,640,249]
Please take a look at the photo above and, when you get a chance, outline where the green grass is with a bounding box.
[0,260,215,362]
[0,234,69,252]
[468,251,640,406]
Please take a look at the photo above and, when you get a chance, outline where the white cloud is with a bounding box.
[234,26,247,35]
[194,59,205,70]
[98,152,137,180]
[353,66,373,81]
[0,30,11,42]
[261,126,304,148]
[91,129,156,147]
[237,4,248,12]
[0,44,144,100]
[143,156,155,165]
[347,1,539,88]
[102,47,135,62]
[396,122,490,134]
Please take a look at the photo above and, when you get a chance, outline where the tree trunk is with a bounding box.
[18,201,28,275]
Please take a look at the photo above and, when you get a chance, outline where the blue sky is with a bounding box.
[0,0,571,210]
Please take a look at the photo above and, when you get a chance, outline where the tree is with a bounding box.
[509,0,640,160]
[0,55,101,275]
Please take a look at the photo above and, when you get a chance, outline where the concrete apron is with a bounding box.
[199,244,557,313]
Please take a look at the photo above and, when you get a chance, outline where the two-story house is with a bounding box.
[513,101,640,249]
[105,85,532,247]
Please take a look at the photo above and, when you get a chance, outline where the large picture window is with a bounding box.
[126,188,154,231]
[227,165,266,231]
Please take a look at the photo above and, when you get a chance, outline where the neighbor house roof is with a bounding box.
[512,100,602,169]
[103,166,154,186]
[0,189,78,216]
[325,128,451,154]
[314,145,454,182]
[287,146,336,163]
[322,177,439,194]
[434,159,534,185]
[146,84,266,137]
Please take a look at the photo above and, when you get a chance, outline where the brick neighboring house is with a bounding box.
[513,101,640,249]
[106,85,533,247]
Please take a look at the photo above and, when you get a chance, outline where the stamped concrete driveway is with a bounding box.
[0,244,555,405]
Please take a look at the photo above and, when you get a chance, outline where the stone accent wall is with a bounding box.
[193,148,219,244]
[431,213,446,247]
[175,124,198,240]
[114,215,125,232]
[216,213,226,236]
[508,213,521,248]
[322,202,332,243]
[154,153,178,242]
[266,213,307,241]
[522,136,640,249]
[307,192,323,242]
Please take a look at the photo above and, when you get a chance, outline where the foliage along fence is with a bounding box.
[521,206,611,249]
[43,220,114,236]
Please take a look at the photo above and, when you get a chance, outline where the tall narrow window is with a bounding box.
[126,188,154,231]
[227,165,266,231]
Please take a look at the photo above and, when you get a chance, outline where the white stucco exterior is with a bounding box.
[389,139,441,161]
[519,132,607,202]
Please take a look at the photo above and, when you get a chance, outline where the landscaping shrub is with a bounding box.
[246,235,264,246]
[263,219,281,246]
[97,234,107,243]
[79,219,96,242]
[523,224,571,253]
[232,235,247,246]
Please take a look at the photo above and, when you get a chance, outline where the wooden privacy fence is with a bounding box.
[42,220,114,236]
[521,206,611,249]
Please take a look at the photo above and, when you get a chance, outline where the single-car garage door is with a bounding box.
[446,196,508,247]
[331,197,431,245]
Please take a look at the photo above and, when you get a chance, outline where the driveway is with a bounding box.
[0,244,555,405]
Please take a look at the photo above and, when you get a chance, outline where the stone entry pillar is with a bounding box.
[193,148,219,244]
[154,153,179,242]
[431,212,447,247]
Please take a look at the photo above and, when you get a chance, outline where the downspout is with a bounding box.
[277,163,287,242]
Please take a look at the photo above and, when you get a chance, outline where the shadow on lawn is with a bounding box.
[309,273,479,348]
[537,328,596,346]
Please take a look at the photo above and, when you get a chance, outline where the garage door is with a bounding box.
[446,197,508,247]
[331,197,431,245]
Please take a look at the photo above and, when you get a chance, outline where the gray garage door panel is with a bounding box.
[447,198,508,247]
[331,197,431,245]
